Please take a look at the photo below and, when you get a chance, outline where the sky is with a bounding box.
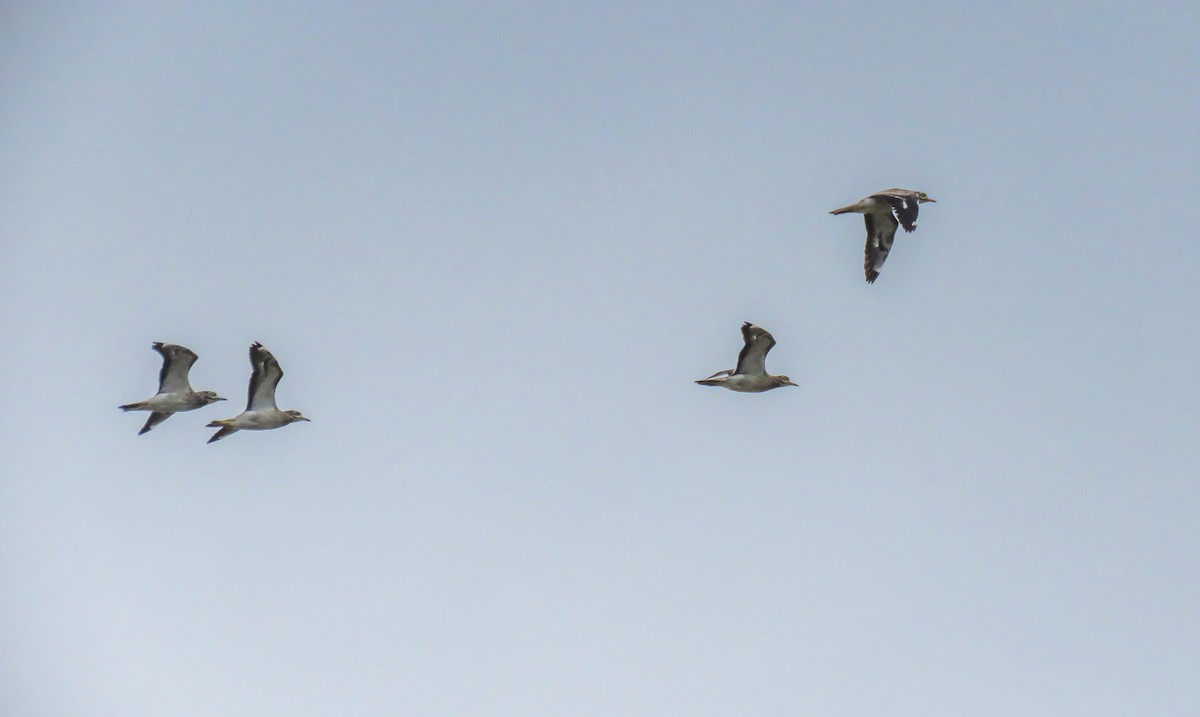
[2,2,1199,715]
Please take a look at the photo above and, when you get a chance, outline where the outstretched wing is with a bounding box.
[863,211,899,284]
[138,412,172,435]
[246,342,283,411]
[153,342,198,394]
[734,322,776,376]
[207,426,239,444]
[871,189,920,232]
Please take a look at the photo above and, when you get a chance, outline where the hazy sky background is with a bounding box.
[3,2,1198,715]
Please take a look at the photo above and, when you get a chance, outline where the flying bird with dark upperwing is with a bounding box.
[830,188,936,283]
[695,322,798,393]
[119,342,226,435]
[206,342,310,443]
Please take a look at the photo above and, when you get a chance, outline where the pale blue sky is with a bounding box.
[2,2,1198,715]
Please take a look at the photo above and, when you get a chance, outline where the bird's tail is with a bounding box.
[695,369,732,386]
[119,401,146,412]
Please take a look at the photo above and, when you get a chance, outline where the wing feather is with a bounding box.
[864,211,899,284]
[138,412,172,435]
[246,342,283,411]
[870,190,920,232]
[734,322,776,375]
[154,342,198,394]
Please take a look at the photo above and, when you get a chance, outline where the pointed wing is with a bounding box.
[246,342,283,411]
[870,189,920,232]
[207,426,239,444]
[863,211,899,284]
[138,412,172,435]
[734,322,776,376]
[153,342,198,394]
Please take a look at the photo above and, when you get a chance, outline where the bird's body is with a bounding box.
[830,188,935,283]
[697,370,791,393]
[207,342,309,443]
[124,391,222,414]
[119,342,225,435]
[696,322,797,393]
[210,409,300,432]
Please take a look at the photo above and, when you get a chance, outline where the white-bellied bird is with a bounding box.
[831,188,935,283]
[696,322,797,392]
[119,342,225,435]
[207,342,309,443]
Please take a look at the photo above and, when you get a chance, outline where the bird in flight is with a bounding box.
[696,322,798,392]
[207,342,309,443]
[830,188,936,283]
[119,342,225,435]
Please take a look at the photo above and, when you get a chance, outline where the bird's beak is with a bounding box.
[299,416,311,422]
[924,197,937,203]
[785,381,799,387]
[216,396,227,401]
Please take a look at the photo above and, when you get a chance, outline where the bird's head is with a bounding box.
[917,191,936,203]
[200,391,226,404]
[776,376,798,387]
[285,410,311,423]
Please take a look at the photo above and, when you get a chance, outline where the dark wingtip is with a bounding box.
[138,426,152,436]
